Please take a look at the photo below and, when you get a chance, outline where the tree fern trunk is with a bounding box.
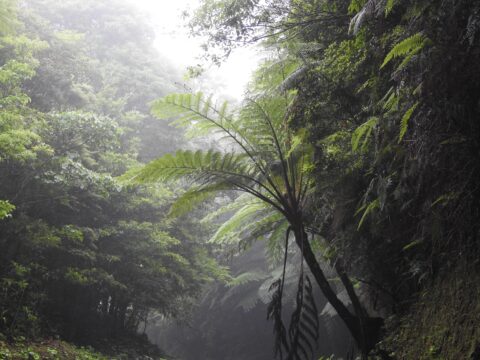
[292,226,382,357]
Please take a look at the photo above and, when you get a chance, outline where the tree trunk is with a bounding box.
[292,226,382,357]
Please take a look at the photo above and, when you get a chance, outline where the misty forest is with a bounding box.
[0,0,480,359]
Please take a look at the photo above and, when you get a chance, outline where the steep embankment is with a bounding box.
[383,264,480,359]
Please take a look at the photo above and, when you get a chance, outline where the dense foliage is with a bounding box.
[0,0,223,357]
[1,0,479,359]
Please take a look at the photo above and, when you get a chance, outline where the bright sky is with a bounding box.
[127,0,261,100]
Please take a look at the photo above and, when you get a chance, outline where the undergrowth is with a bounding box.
[0,335,168,360]
[381,264,480,359]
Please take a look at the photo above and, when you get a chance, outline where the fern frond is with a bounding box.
[379,87,399,114]
[168,183,231,217]
[221,269,271,311]
[351,117,378,153]
[381,33,430,69]
[240,96,290,157]
[122,149,253,184]
[267,279,290,358]
[226,270,270,287]
[398,102,419,143]
[267,221,291,264]
[200,193,253,223]
[151,92,251,148]
[285,236,319,360]
[209,200,273,244]
[355,198,380,230]
[238,212,286,250]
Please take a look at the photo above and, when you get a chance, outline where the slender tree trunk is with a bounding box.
[292,225,382,358]
[335,260,368,360]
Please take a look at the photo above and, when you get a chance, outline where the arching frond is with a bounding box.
[122,149,253,183]
[150,92,299,205]
[209,200,274,244]
[200,193,254,224]
[239,95,292,160]
[238,214,287,253]
[168,183,232,218]
[351,117,378,153]
[267,221,291,264]
[226,270,270,287]
[151,92,257,153]
[381,33,430,69]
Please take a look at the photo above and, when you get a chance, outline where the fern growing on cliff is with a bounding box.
[381,33,430,69]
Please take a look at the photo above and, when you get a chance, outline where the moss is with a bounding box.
[381,265,480,359]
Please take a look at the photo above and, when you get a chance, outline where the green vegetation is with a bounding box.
[0,338,111,360]
[1,0,479,359]
[0,0,222,358]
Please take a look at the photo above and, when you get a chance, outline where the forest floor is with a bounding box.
[0,338,111,359]
[0,336,167,360]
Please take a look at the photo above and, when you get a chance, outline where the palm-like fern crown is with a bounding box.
[124,92,314,223]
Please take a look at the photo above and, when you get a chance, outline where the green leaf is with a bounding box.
[381,33,430,69]
[0,200,15,219]
[351,117,378,152]
[385,0,396,16]
[356,199,379,230]
[398,102,419,143]
[402,239,423,251]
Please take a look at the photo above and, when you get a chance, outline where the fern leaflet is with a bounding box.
[351,117,378,153]
[381,33,430,69]
[398,102,419,143]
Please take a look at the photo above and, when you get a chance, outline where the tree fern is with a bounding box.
[266,226,320,360]
[127,89,371,358]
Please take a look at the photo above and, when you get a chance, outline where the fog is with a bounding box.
[127,0,261,99]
